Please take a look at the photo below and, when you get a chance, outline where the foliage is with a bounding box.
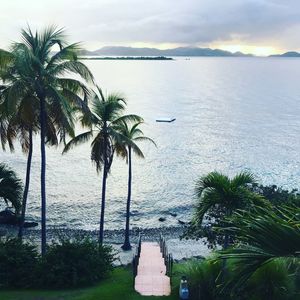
[0,238,39,288]
[0,26,93,144]
[182,258,227,300]
[218,205,300,295]
[0,163,22,215]
[64,87,141,172]
[244,259,298,300]
[0,265,184,299]
[38,237,115,288]
[0,237,115,289]
[251,183,300,207]
[182,256,299,300]
[183,171,267,248]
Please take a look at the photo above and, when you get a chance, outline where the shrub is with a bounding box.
[244,259,297,300]
[0,238,39,288]
[182,258,229,300]
[38,237,115,288]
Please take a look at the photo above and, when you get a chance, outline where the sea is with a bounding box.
[1,57,300,231]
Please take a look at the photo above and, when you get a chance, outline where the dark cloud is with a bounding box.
[0,0,299,51]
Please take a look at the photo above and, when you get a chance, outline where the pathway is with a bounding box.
[134,242,171,296]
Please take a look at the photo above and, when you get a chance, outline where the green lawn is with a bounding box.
[0,265,184,300]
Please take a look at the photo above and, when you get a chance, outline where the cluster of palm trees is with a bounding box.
[0,26,155,254]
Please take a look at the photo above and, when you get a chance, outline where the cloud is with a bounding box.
[0,0,299,51]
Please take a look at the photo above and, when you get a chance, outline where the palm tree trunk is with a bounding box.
[122,146,132,250]
[99,127,108,245]
[18,129,33,240]
[40,95,47,256]
[99,165,107,245]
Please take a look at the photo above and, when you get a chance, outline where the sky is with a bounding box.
[0,0,299,56]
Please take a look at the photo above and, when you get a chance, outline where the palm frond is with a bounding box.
[218,206,300,290]
[231,171,256,187]
[196,171,230,199]
[63,130,94,153]
[0,163,23,214]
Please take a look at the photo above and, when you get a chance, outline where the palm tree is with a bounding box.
[0,26,93,255]
[63,88,142,245]
[114,121,156,250]
[219,205,300,294]
[0,163,22,215]
[192,171,266,249]
[0,93,58,239]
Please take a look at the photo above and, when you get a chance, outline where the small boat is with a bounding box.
[156,117,176,123]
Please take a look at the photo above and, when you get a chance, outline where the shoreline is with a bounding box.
[1,225,211,265]
[1,225,191,244]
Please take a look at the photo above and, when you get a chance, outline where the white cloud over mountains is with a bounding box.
[0,0,299,52]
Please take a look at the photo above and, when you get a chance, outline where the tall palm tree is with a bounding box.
[192,171,266,249]
[0,163,22,216]
[0,26,93,255]
[0,93,58,239]
[114,121,155,250]
[63,88,142,245]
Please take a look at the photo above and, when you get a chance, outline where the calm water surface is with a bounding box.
[1,57,300,230]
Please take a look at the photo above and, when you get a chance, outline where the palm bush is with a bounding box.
[219,205,300,297]
[184,171,267,248]
[244,259,297,300]
[0,163,22,215]
[181,258,226,300]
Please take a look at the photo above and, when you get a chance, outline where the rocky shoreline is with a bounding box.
[0,225,211,265]
[1,224,186,243]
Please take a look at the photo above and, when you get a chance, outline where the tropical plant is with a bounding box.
[219,205,300,296]
[0,26,93,254]
[63,87,141,244]
[0,163,22,215]
[114,121,155,250]
[39,237,115,288]
[243,259,297,300]
[181,258,226,300]
[183,171,267,249]
[251,183,300,207]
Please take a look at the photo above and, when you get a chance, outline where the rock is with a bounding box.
[170,212,177,217]
[178,220,186,225]
[158,217,166,222]
[24,222,38,228]
[130,210,139,216]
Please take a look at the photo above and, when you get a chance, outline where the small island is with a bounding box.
[269,51,300,57]
[79,56,173,60]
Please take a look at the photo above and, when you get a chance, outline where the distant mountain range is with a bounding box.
[269,51,300,57]
[79,46,300,58]
[80,46,253,57]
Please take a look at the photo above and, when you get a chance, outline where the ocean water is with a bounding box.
[1,57,300,230]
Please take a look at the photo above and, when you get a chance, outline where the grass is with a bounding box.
[0,264,185,300]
